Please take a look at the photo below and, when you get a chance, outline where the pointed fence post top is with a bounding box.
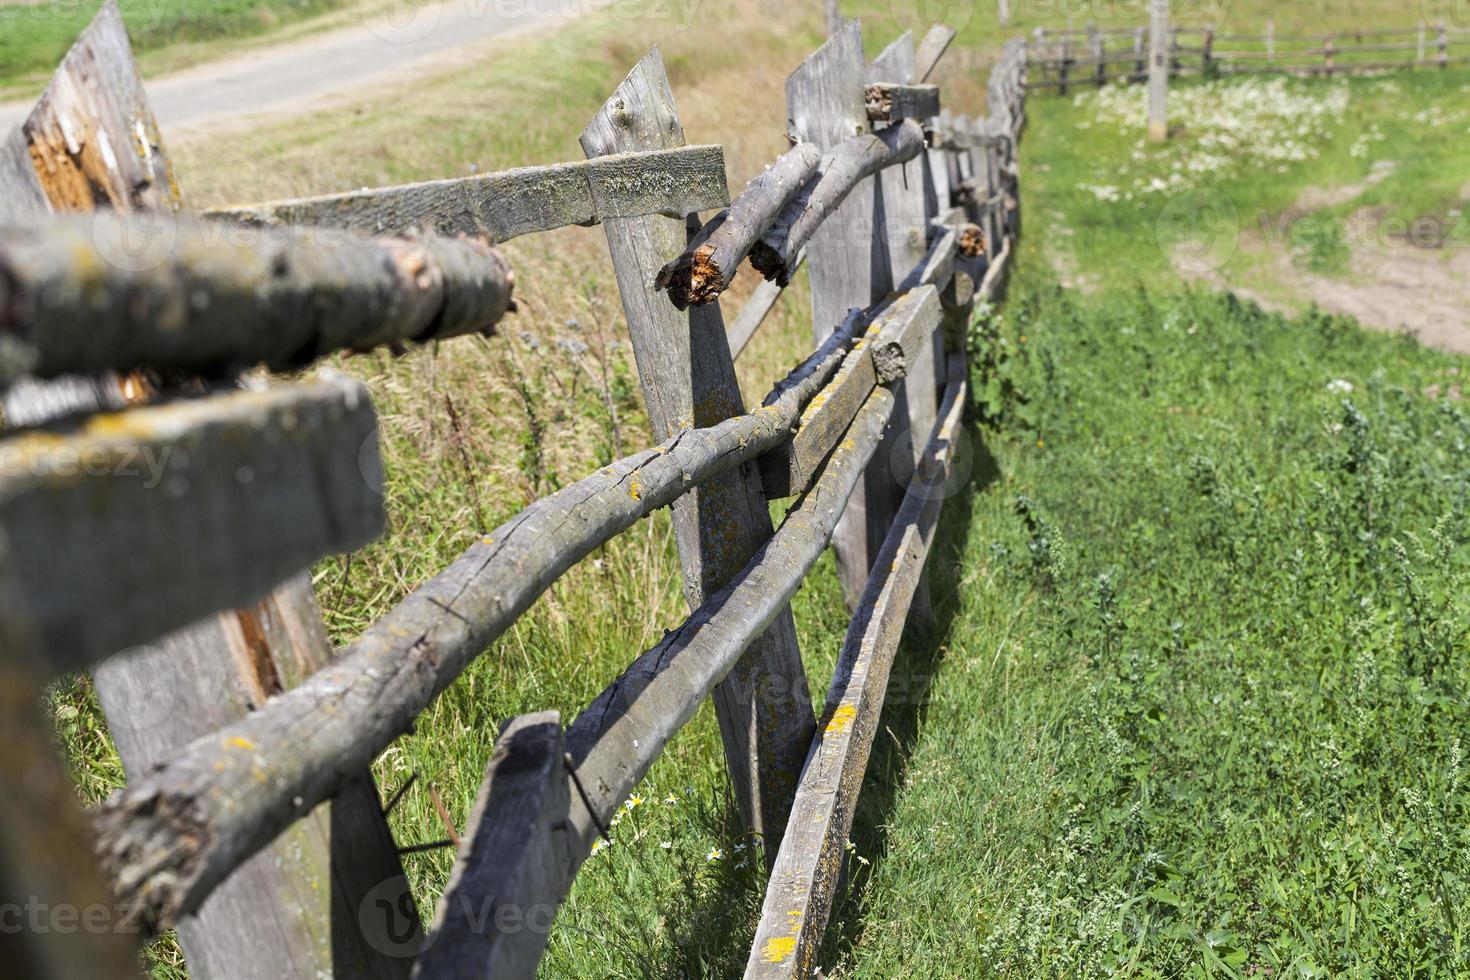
[786,18,867,147]
[581,46,685,158]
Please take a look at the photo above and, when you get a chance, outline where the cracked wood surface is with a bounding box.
[209,146,729,243]
[0,378,383,676]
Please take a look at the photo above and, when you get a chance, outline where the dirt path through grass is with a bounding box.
[0,0,586,135]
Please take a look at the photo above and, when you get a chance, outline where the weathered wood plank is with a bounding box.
[0,6,418,974]
[760,287,940,498]
[863,83,941,122]
[410,712,568,978]
[654,142,821,308]
[581,46,814,859]
[727,252,804,361]
[915,23,959,82]
[90,317,863,930]
[744,360,968,980]
[209,146,729,243]
[749,119,926,286]
[0,378,383,676]
[0,213,515,383]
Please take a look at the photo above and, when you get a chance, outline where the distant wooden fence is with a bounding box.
[0,3,1024,977]
[1028,21,1470,92]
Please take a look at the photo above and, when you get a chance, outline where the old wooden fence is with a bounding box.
[1028,21,1470,92]
[0,4,1024,978]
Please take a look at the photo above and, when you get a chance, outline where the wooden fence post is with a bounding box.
[785,21,901,607]
[1268,19,1276,62]
[1418,22,1426,62]
[1324,34,1335,75]
[1149,0,1170,142]
[1093,25,1107,86]
[1133,26,1146,80]
[1059,37,1071,94]
[0,6,418,976]
[1203,24,1215,74]
[868,31,938,625]
[1439,22,1449,68]
[580,47,816,859]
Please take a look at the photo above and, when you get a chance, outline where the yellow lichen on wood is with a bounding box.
[826,703,857,735]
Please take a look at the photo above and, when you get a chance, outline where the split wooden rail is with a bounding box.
[0,6,1024,978]
[1028,20,1470,91]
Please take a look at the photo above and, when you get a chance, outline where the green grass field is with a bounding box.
[33,1,1470,976]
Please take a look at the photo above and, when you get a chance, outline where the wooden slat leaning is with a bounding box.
[412,385,899,979]
[0,212,515,383]
[0,4,420,976]
[915,23,959,82]
[93,308,863,931]
[744,350,970,980]
[727,251,805,361]
[581,46,816,860]
[208,144,729,241]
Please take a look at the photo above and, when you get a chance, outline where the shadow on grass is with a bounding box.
[648,413,1002,978]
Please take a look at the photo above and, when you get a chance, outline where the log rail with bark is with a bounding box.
[0,8,1028,979]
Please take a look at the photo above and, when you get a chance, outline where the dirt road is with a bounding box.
[0,0,580,135]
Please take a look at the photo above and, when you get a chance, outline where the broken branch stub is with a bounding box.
[654,142,821,308]
[749,119,927,287]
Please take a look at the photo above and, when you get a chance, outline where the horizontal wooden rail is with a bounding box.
[209,145,729,242]
[746,357,968,980]
[655,143,821,309]
[93,309,870,929]
[750,119,927,286]
[0,213,514,383]
[411,386,898,977]
[863,83,940,122]
[0,378,382,675]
